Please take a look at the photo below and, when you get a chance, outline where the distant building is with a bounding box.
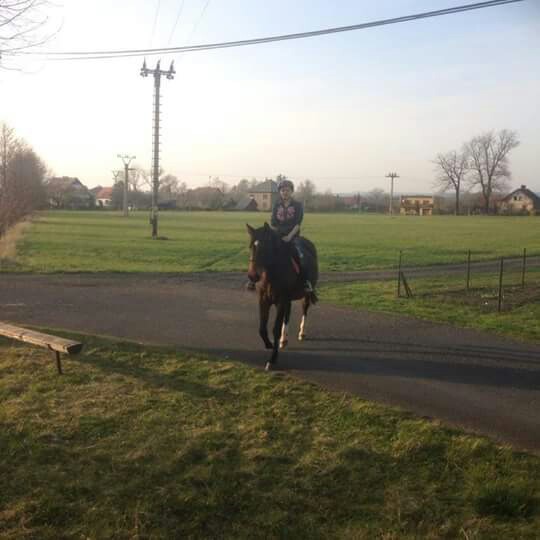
[248,179,279,212]
[400,195,434,216]
[46,177,94,209]
[185,186,224,210]
[498,185,540,215]
[337,194,363,211]
[233,195,259,211]
[95,187,113,208]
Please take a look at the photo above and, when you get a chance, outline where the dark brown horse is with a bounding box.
[246,223,318,370]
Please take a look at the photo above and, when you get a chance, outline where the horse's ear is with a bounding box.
[263,222,270,231]
[246,224,255,237]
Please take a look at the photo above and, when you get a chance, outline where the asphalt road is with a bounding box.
[1,272,539,453]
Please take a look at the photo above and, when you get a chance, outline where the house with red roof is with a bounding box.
[95,187,113,208]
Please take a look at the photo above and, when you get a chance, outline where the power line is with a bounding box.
[148,0,162,48]
[167,0,185,46]
[186,0,212,44]
[10,0,523,60]
[165,170,431,183]
[175,0,211,67]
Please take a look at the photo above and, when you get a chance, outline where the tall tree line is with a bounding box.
[0,123,47,236]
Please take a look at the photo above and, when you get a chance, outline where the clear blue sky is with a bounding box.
[1,0,539,193]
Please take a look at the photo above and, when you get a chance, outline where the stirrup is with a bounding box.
[304,280,313,293]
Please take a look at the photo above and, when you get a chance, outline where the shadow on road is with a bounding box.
[194,339,540,393]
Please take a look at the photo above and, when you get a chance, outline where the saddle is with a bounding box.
[291,258,301,275]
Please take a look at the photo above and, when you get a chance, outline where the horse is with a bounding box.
[246,223,318,371]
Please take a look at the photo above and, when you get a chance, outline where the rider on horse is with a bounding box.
[270,178,314,293]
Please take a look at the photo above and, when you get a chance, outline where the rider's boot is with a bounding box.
[294,242,314,293]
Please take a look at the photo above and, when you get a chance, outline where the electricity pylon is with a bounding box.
[385,172,399,216]
[118,154,136,217]
[140,59,175,238]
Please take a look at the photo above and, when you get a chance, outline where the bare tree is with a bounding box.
[465,129,519,214]
[0,0,59,68]
[232,178,251,193]
[159,174,180,196]
[127,165,148,192]
[209,176,228,193]
[365,188,389,213]
[296,179,316,210]
[0,123,46,235]
[1,123,20,187]
[432,149,469,215]
[311,189,345,212]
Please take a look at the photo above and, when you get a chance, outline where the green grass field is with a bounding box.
[4,210,540,273]
[1,335,539,539]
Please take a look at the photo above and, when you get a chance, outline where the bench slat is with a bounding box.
[0,322,83,354]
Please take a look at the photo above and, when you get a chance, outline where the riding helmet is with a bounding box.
[278,179,294,192]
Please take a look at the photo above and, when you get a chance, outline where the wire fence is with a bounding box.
[396,248,540,313]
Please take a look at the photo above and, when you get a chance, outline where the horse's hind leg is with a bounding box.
[279,302,292,349]
[298,297,310,341]
[259,299,273,350]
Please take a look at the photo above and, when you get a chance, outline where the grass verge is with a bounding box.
[321,269,540,343]
[1,334,539,538]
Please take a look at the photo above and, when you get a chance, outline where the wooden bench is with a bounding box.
[0,322,83,374]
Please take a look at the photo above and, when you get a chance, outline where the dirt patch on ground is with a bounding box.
[427,283,540,313]
[0,220,31,261]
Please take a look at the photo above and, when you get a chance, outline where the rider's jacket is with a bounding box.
[271,199,304,237]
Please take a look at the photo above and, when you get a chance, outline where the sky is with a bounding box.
[1,0,539,194]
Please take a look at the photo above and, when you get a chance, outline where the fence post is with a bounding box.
[521,248,527,289]
[498,257,504,313]
[466,249,471,291]
[397,250,402,298]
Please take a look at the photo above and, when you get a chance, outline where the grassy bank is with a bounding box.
[4,210,539,273]
[322,268,540,343]
[1,335,539,538]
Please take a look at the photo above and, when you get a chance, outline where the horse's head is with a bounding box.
[246,222,280,282]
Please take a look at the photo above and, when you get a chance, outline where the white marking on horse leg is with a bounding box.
[279,322,289,349]
[298,315,306,340]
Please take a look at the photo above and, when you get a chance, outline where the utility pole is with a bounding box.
[117,154,136,217]
[112,170,122,184]
[140,59,175,238]
[385,172,399,216]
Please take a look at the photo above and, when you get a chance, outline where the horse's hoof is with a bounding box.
[265,342,273,350]
[265,362,272,371]
[298,334,305,341]
[279,339,288,349]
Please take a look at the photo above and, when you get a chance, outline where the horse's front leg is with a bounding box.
[298,296,310,341]
[267,300,288,370]
[279,301,292,349]
[259,298,273,350]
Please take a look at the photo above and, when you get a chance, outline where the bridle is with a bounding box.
[249,239,260,262]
